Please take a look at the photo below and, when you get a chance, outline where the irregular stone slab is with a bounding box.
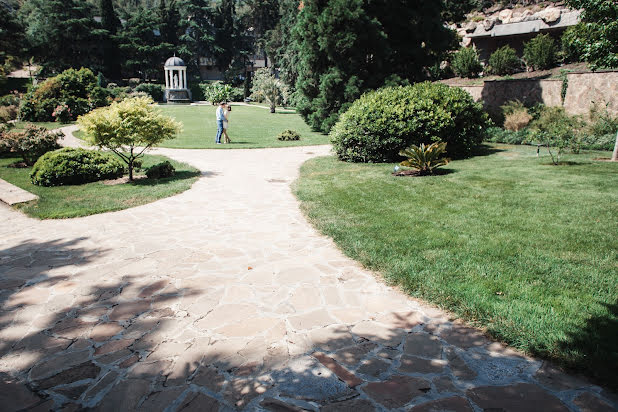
[55,384,89,400]
[288,309,337,331]
[308,325,357,352]
[374,311,424,330]
[30,350,91,380]
[95,339,133,356]
[139,388,185,412]
[0,178,38,205]
[260,397,309,412]
[35,361,100,390]
[191,365,225,392]
[351,321,406,348]
[534,362,588,391]
[334,342,377,367]
[436,324,487,349]
[313,352,362,387]
[364,375,431,408]
[573,392,615,412]
[433,376,458,393]
[0,378,43,410]
[90,323,123,342]
[223,376,272,408]
[178,392,221,411]
[404,333,443,358]
[466,383,570,412]
[446,348,477,381]
[410,396,473,412]
[357,358,391,378]
[321,398,376,412]
[82,371,118,402]
[399,355,446,374]
[274,356,356,402]
[109,301,151,321]
[95,378,151,411]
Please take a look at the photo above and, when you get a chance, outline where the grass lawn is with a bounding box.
[294,144,618,389]
[12,121,70,130]
[0,154,199,219]
[154,104,328,149]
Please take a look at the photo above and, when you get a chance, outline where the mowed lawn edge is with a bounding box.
[0,154,200,219]
[293,144,618,389]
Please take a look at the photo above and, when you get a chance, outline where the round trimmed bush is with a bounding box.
[277,129,301,141]
[31,148,125,186]
[145,161,175,179]
[330,82,491,162]
[488,46,522,75]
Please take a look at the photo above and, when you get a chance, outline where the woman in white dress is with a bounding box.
[222,104,231,144]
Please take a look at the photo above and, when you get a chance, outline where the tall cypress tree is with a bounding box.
[100,0,122,80]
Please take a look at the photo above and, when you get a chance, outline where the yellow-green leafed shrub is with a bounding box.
[31,148,125,186]
[330,82,490,163]
[78,97,181,180]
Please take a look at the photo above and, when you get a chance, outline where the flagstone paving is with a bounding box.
[0,138,616,411]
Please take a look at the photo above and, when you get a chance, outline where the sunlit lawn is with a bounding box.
[155,104,328,149]
[295,144,618,389]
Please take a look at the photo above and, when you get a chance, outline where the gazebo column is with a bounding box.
[165,69,169,88]
[183,69,187,89]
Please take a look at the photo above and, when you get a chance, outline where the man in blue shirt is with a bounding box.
[215,101,226,144]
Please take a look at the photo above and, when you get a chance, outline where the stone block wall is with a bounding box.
[563,71,618,116]
[449,71,618,121]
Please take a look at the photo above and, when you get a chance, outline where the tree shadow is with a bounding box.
[470,143,505,158]
[1,239,616,411]
[558,300,618,392]
[130,170,201,187]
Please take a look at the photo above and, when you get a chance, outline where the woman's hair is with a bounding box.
[227,105,231,111]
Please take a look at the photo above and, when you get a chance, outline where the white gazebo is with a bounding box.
[164,55,192,103]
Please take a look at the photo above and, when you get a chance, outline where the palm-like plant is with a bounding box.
[399,141,450,175]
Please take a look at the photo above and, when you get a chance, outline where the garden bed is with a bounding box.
[0,154,199,219]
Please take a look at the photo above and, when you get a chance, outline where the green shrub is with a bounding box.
[200,82,233,104]
[20,68,103,121]
[135,83,164,102]
[523,34,556,71]
[30,148,125,186]
[145,161,175,179]
[277,129,301,141]
[0,93,20,106]
[0,105,19,122]
[0,125,63,165]
[485,127,531,145]
[561,25,590,63]
[399,141,450,175]
[530,106,583,163]
[230,87,244,102]
[488,46,521,75]
[452,47,483,78]
[330,82,490,163]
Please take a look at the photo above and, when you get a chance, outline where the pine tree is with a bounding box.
[178,0,216,78]
[100,0,122,80]
[20,0,101,74]
[292,0,457,133]
[244,0,280,66]
[117,9,167,80]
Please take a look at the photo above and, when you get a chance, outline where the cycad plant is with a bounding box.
[399,141,450,175]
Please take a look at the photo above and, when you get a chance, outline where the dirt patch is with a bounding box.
[103,175,148,185]
[393,170,424,177]
[7,161,29,168]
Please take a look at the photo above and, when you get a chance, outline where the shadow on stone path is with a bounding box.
[0,140,616,411]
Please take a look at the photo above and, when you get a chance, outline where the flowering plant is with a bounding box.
[52,103,72,123]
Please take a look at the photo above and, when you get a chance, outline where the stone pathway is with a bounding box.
[0,138,616,411]
[0,178,38,206]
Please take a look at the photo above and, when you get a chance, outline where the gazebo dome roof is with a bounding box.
[164,56,186,67]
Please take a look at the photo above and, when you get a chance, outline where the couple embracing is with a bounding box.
[215,101,232,144]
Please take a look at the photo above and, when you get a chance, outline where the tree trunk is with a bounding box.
[612,130,618,161]
[270,102,276,113]
[128,148,134,181]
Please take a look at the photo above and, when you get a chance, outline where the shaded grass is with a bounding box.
[0,154,199,219]
[294,144,618,389]
[154,104,327,149]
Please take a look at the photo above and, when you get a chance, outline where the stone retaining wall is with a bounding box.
[449,71,618,120]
